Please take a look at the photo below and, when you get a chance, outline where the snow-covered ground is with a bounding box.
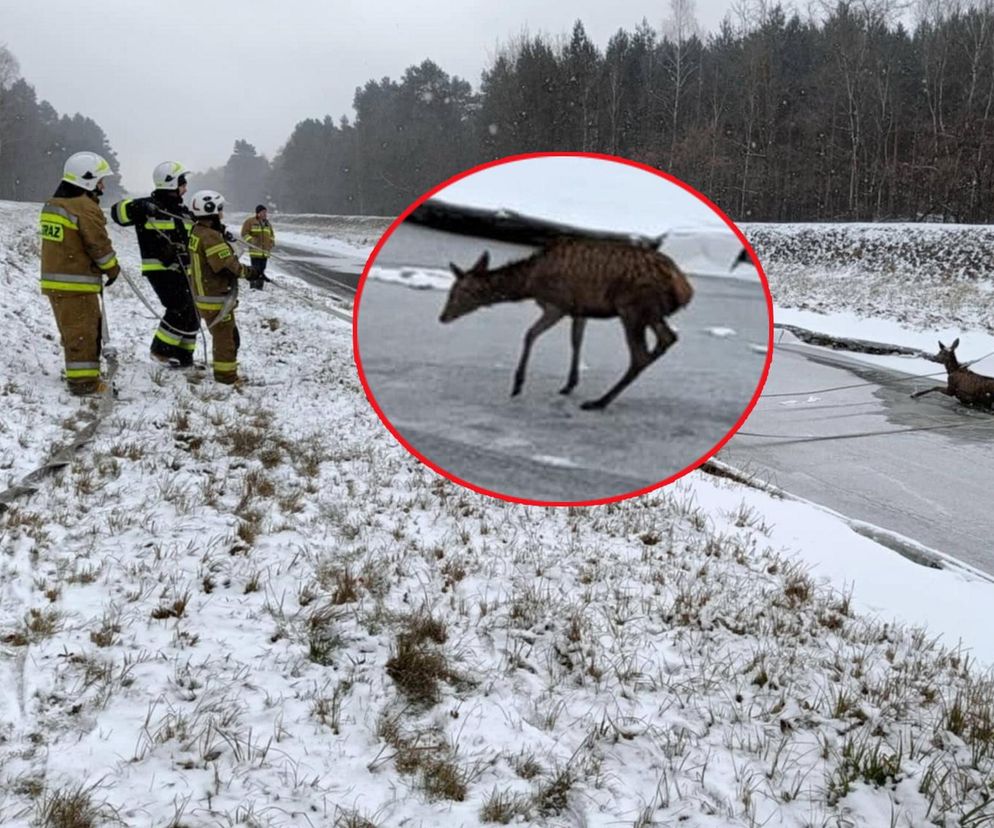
[434,156,727,236]
[745,221,994,334]
[2,200,994,826]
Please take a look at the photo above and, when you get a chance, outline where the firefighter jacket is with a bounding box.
[241,215,275,258]
[111,194,193,276]
[39,193,120,295]
[188,221,252,313]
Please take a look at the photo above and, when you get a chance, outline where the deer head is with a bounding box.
[931,338,961,371]
[439,251,492,323]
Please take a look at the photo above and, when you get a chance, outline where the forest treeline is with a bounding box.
[262,1,994,223]
[3,1,994,222]
[0,46,122,202]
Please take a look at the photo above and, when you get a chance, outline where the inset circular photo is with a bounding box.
[354,153,772,505]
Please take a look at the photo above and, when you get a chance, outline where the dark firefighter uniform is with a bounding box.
[111,195,199,364]
[40,188,120,395]
[187,221,257,383]
[240,210,275,275]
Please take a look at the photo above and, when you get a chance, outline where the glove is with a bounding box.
[104,272,118,287]
[223,229,236,243]
[242,265,264,290]
[143,201,163,218]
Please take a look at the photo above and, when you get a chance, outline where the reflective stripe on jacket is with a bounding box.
[111,196,193,275]
[188,221,247,312]
[40,195,120,295]
[240,216,275,257]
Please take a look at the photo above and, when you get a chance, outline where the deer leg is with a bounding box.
[910,386,945,399]
[512,304,565,396]
[559,317,586,395]
[581,317,652,410]
[649,319,678,357]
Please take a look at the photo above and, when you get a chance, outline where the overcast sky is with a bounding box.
[3,0,739,194]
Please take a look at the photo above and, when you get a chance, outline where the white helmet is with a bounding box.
[190,189,225,217]
[62,151,114,191]
[153,160,189,190]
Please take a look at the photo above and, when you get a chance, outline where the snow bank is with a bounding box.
[745,222,994,333]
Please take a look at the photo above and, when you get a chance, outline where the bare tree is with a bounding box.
[0,44,22,162]
[0,44,19,89]
[662,0,702,166]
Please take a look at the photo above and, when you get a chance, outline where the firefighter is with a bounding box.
[111,161,199,366]
[240,204,275,283]
[40,151,120,396]
[187,190,263,384]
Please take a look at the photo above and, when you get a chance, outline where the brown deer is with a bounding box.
[911,338,994,408]
[439,238,694,410]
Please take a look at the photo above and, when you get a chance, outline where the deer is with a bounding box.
[438,237,694,410]
[911,338,994,408]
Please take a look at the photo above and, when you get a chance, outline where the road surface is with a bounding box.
[276,241,363,297]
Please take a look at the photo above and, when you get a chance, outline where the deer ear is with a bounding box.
[472,251,490,272]
[449,262,465,280]
[938,340,945,350]
[951,338,960,350]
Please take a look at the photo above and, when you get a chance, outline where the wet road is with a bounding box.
[355,224,771,503]
[277,242,363,297]
[722,337,994,574]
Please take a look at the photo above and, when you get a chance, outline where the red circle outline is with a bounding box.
[352,151,774,508]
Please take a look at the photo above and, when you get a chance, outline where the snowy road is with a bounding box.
[355,223,770,502]
[722,336,994,574]
[275,241,362,297]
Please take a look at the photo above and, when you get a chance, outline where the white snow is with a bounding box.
[368,264,452,291]
[775,306,994,378]
[436,156,726,236]
[275,228,373,259]
[2,200,994,826]
[529,454,579,469]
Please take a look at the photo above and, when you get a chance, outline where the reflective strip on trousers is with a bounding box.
[65,361,101,379]
[40,272,102,292]
[249,251,269,258]
[213,360,237,373]
[154,325,198,351]
[154,326,182,347]
[142,258,169,272]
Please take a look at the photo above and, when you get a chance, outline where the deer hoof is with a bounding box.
[558,385,575,396]
[580,399,608,411]
[510,386,522,397]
